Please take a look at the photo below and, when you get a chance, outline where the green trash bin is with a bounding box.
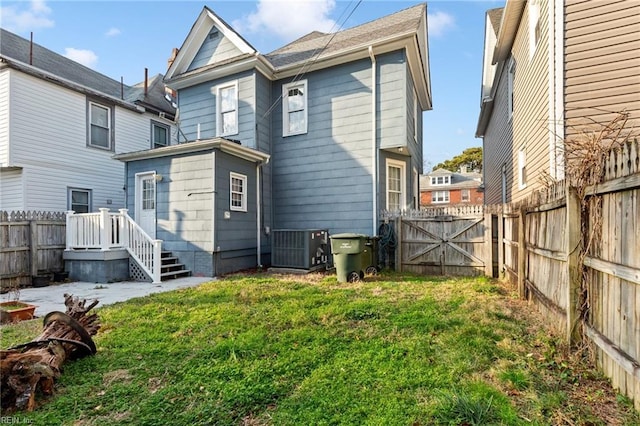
[362,236,380,275]
[330,233,368,282]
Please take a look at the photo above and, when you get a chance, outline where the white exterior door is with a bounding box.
[135,172,156,238]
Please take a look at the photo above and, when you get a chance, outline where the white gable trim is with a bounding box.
[165,7,257,81]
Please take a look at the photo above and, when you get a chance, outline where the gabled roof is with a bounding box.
[266,4,425,68]
[0,28,175,117]
[165,3,432,110]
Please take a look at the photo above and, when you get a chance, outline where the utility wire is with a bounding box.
[261,0,364,121]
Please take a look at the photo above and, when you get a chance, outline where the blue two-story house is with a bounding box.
[115,3,432,276]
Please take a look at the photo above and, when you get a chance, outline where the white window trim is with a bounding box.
[151,120,170,148]
[216,81,238,137]
[88,101,112,150]
[461,189,471,202]
[282,80,308,137]
[386,159,406,211]
[430,175,451,186]
[518,147,527,190]
[230,172,247,212]
[432,190,450,204]
[508,58,515,120]
[68,187,92,213]
[529,0,540,60]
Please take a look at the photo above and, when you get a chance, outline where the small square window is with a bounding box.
[68,188,91,213]
[230,172,247,212]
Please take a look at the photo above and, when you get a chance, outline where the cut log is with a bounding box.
[0,294,100,412]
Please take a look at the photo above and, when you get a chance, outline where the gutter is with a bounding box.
[369,46,378,236]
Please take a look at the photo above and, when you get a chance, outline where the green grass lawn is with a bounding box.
[1,272,638,425]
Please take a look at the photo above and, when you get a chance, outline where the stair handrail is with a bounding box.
[118,209,162,283]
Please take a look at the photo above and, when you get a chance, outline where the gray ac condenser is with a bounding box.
[271,229,328,271]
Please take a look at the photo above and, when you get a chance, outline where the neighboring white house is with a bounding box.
[0,29,177,213]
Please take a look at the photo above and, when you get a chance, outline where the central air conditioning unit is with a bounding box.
[271,229,328,271]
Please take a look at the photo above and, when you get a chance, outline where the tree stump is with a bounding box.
[1,294,100,412]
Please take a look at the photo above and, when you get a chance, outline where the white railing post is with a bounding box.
[119,209,129,248]
[65,210,75,250]
[99,208,110,251]
[152,239,162,283]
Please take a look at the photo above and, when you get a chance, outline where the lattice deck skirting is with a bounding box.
[129,259,151,282]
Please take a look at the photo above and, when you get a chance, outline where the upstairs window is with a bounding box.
[518,147,527,189]
[88,101,113,150]
[283,80,308,136]
[529,0,540,59]
[68,188,91,213]
[508,58,516,119]
[230,172,247,212]
[151,121,170,148]
[430,175,451,186]
[217,82,238,136]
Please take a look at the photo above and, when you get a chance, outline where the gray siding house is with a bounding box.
[117,3,432,276]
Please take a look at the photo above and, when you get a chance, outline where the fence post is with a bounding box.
[99,208,110,251]
[484,210,493,277]
[566,186,582,345]
[517,207,526,298]
[29,219,38,278]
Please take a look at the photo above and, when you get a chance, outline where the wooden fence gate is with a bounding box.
[386,206,494,276]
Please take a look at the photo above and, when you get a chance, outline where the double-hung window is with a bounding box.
[508,58,516,119]
[217,82,238,136]
[386,159,405,211]
[433,191,450,204]
[230,172,247,212]
[430,176,451,186]
[151,121,170,148]
[283,80,308,136]
[461,189,471,202]
[88,101,112,150]
[68,188,91,213]
[518,147,527,189]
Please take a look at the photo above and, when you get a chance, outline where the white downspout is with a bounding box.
[369,46,378,236]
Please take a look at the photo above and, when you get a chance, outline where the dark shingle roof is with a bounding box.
[265,3,426,69]
[420,169,483,190]
[0,28,175,116]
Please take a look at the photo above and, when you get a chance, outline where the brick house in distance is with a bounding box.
[420,167,484,207]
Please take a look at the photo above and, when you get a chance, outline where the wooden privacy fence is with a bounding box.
[382,205,495,277]
[0,211,66,292]
[496,139,640,409]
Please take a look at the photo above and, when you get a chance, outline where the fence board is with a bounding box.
[0,211,66,292]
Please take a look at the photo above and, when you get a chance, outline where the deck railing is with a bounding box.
[66,208,161,283]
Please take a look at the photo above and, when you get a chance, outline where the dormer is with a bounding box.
[429,169,453,186]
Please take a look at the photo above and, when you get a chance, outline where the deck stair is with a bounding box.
[160,251,191,280]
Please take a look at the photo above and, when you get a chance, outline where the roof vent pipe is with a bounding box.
[144,68,148,97]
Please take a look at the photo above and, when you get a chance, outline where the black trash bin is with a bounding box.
[330,233,368,282]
